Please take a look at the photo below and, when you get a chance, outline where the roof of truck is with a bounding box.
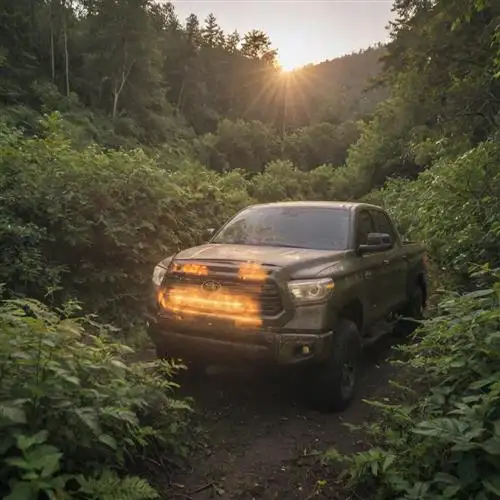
[246,201,383,211]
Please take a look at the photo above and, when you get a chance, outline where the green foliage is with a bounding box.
[0,114,252,326]
[365,140,500,285]
[326,275,500,499]
[0,0,383,167]
[197,119,280,173]
[335,0,500,201]
[0,297,190,499]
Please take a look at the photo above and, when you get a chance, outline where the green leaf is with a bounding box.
[74,408,101,434]
[0,405,27,426]
[4,481,38,500]
[17,431,49,451]
[483,474,500,496]
[481,437,500,456]
[98,434,118,451]
[434,472,460,485]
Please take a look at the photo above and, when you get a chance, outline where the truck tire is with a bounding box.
[396,285,424,336]
[306,319,362,413]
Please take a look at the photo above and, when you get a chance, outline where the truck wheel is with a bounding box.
[306,319,362,413]
[397,285,424,336]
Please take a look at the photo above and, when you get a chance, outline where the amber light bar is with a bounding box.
[171,262,208,276]
[237,262,268,281]
[158,286,262,327]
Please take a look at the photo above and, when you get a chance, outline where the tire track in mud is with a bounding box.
[167,333,402,500]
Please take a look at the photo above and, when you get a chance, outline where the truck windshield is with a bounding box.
[212,206,350,251]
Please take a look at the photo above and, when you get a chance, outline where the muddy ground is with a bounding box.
[150,332,403,500]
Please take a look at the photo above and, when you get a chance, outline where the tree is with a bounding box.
[185,13,202,47]
[201,13,224,48]
[79,0,167,125]
[241,29,277,64]
[225,30,241,54]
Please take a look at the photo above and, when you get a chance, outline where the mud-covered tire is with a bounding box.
[306,319,362,413]
[396,285,424,336]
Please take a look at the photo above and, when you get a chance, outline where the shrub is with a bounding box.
[326,273,500,499]
[365,141,500,286]
[0,114,248,327]
[0,297,190,499]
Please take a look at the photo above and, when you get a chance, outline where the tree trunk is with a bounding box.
[62,0,70,96]
[49,0,55,82]
[112,59,134,121]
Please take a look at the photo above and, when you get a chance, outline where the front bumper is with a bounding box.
[147,317,333,366]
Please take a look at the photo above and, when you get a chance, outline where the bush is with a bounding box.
[0,114,250,328]
[364,140,500,286]
[326,273,500,499]
[0,297,190,499]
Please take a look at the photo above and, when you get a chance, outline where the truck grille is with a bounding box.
[163,274,284,317]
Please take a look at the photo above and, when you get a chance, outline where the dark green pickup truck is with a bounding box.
[148,201,427,411]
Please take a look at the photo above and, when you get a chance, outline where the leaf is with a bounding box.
[73,408,101,435]
[39,451,63,478]
[6,444,62,474]
[382,453,396,472]
[17,431,49,451]
[4,481,38,500]
[464,289,495,299]
[481,437,500,456]
[434,472,460,485]
[483,474,500,496]
[0,404,27,426]
[98,434,118,451]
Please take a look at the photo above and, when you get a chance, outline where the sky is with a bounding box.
[172,0,395,70]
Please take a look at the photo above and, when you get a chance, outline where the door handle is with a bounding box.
[383,259,390,265]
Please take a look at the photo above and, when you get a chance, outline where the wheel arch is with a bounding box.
[337,299,364,333]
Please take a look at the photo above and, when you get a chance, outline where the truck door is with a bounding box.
[354,210,385,323]
[369,209,408,313]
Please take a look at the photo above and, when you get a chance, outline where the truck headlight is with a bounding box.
[152,256,174,287]
[152,264,168,287]
[287,278,334,303]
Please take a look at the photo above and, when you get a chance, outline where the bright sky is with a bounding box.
[172,0,394,70]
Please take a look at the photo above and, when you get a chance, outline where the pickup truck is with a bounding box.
[148,201,428,412]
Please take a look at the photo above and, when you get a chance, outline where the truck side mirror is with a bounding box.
[358,232,393,254]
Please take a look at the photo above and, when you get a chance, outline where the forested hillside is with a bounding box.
[1,0,500,498]
[1,0,386,171]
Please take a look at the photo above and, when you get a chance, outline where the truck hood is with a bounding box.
[174,243,347,276]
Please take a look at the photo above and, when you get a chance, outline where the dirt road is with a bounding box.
[163,333,401,500]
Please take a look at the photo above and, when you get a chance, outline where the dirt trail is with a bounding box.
[164,333,401,500]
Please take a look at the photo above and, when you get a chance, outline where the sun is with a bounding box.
[277,53,306,73]
[279,60,303,73]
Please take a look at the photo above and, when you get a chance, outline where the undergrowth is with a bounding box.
[0,297,191,499]
[325,271,500,499]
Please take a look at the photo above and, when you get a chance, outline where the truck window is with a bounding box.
[212,206,350,251]
[356,210,375,246]
[370,210,397,242]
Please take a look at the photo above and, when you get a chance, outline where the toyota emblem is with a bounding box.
[201,280,222,293]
